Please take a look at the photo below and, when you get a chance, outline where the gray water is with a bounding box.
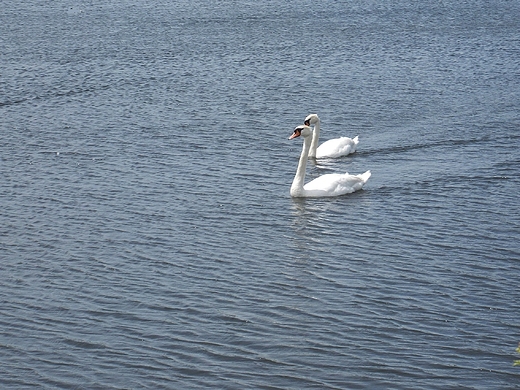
[1,1,519,388]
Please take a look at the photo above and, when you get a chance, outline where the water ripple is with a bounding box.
[1,0,520,388]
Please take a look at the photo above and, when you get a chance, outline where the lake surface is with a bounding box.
[1,0,519,388]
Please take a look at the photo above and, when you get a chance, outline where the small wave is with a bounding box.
[360,134,509,157]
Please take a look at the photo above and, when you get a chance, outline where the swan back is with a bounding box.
[303,170,371,197]
[316,135,359,159]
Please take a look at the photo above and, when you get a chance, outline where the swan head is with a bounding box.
[289,125,312,140]
[303,114,319,126]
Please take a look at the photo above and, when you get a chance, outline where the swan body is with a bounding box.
[289,125,371,198]
[305,114,359,159]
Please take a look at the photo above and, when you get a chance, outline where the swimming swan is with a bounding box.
[304,114,359,159]
[289,125,371,198]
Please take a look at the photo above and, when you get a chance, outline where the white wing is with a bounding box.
[303,170,371,197]
[316,136,359,159]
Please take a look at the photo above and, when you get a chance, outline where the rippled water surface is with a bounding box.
[1,0,519,388]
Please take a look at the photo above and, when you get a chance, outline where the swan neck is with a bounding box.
[309,119,320,158]
[291,135,311,197]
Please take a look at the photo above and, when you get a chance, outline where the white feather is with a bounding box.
[289,125,371,198]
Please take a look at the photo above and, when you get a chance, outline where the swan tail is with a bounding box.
[358,170,371,183]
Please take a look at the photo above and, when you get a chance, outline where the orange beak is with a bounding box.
[289,129,301,140]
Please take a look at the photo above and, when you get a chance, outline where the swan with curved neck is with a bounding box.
[304,114,359,159]
[289,125,371,198]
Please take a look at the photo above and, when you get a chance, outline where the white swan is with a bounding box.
[289,125,371,198]
[304,114,359,159]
